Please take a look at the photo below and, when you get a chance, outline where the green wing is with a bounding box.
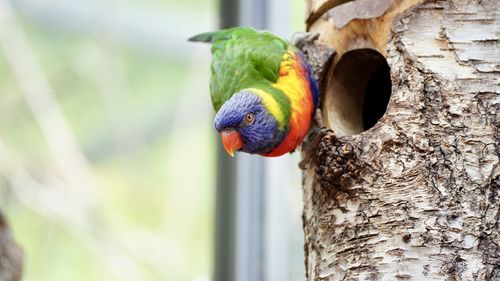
[190,27,287,112]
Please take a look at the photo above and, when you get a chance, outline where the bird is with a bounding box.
[189,27,318,157]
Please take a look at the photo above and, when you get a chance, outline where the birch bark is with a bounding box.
[301,0,499,280]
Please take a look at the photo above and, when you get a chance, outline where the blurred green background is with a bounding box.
[0,0,306,280]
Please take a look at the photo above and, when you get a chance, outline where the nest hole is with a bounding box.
[326,49,391,136]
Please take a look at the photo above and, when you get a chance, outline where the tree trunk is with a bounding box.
[300,0,499,280]
[0,211,23,281]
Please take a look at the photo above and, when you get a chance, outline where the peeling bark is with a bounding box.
[0,212,22,281]
[300,0,499,280]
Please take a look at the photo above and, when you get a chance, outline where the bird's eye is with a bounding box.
[245,112,254,124]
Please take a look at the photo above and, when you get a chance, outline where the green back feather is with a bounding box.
[190,27,291,126]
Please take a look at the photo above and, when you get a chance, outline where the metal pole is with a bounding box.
[214,1,239,281]
[215,1,267,281]
[215,1,299,280]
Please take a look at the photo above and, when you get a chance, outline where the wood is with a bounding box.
[0,212,23,281]
[299,0,499,280]
[308,0,423,133]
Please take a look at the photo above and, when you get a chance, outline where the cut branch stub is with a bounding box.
[306,0,393,30]
[314,129,361,194]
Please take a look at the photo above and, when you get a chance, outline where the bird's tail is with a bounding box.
[188,31,220,43]
[188,27,256,43]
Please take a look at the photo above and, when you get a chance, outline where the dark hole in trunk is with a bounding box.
[328,48,392,135]
[363,60,391,130]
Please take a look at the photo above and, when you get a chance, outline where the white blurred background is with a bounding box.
[0,0,307,280]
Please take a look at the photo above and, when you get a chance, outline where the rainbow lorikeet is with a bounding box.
[189,27,319,157]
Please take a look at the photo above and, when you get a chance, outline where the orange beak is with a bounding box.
[221,130,244,157]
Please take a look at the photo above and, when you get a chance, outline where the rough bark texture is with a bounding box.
[300,0,499,280]
[0,211,23,281]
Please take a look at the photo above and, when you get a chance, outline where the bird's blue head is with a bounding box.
[214,90,286,156]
